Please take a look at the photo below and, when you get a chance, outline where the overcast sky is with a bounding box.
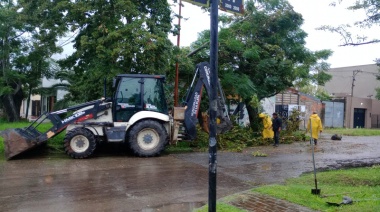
[169,0,380,68]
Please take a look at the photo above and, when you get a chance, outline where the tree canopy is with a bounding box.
[1,0,174,121]
[0,0,66,121]
[188,0,331,100]
[1,0,333,124]
[184,0,332,128]
[58,0,174,102]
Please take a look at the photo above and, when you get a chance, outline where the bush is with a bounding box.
[193,124,272,152]
[284,108,302,135]
[280,130,310,144]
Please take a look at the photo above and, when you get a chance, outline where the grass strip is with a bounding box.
[253,166,380,212]
[324,128,380,136]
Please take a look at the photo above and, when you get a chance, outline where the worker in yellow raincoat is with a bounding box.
[306,112,323,145]
[259,113,274,139]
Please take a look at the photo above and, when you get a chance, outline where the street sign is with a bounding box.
[220,0,244,15]
[182,0,209,7]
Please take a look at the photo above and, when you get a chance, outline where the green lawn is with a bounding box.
[324,128,380,136]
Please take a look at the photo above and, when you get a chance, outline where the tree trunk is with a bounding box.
[1,94,19,122]
[244,99,261,133]
[0,86,23,122]
[25,87,32,120]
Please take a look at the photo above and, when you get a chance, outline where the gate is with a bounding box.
[323,101,344,128]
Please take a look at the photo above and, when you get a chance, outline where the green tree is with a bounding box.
[189,0,332,129]
[0,1,66,121]
[375,87,380,100]
[298,84,331,101]
[58,0,174,102]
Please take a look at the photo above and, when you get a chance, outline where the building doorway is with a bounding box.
[353,108,366,128]
[31,100,41,117]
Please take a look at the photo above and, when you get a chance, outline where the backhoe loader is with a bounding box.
[1,62,232,159]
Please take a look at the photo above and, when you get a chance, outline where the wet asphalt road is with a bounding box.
[0,135,379,212]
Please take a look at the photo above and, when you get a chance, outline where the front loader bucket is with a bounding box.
[1,128,41,160]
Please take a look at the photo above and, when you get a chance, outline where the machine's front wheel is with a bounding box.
[129,120,168,157]
[64,128,97,159]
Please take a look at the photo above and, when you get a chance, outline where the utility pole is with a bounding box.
[351,70,361,97]
[174,0,182,107]
[348,70,361,128]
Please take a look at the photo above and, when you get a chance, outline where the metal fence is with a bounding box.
[323,101,344,128]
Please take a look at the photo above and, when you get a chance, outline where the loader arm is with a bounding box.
[1,99,111,159]
[182,62,232,140]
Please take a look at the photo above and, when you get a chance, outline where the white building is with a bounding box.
[20,77,68,120]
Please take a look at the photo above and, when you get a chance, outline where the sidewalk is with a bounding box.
[224,191,315,212]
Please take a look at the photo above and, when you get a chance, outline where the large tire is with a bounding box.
[128,120,168,157]
[64,128,97,159]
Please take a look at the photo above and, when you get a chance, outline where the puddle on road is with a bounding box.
[142,202,204,212]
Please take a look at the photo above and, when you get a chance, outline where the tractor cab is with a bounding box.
[112,74,168,122]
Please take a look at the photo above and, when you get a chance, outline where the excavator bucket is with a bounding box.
[1,127,42,160]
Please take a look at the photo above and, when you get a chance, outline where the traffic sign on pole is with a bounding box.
[182,0,209,7]
[179,1,244,211]
[220,0,244,15]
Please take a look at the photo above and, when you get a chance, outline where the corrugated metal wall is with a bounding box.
[276,93,299,105]
[323,101,344,128]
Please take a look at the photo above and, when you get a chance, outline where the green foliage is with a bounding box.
[53,99,82,111]
[1,0,67,121]
[298,85,332,101]
[252,150,267,157]
[284,109,302,135]
[280,130,309,144]
[376,87,380,100]
[253,166,380,212]
[165,142,193,153]
[189,0,332,132]
[191,0,333,101]
[315,89,331,101]
[57,0,174,102]
[292,131,309,141]
[193,124,272,152]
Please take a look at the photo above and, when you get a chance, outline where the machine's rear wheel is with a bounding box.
[129,120,168,157]
[64,128,97,159]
